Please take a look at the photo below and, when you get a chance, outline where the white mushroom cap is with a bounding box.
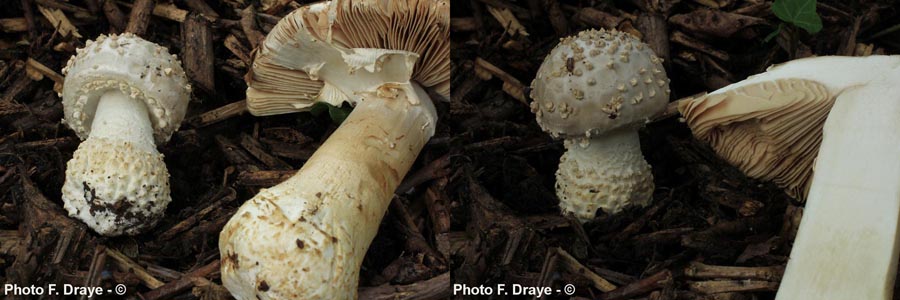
[62,33,191,144]
[530,29,669,138]
[61,136,170,236]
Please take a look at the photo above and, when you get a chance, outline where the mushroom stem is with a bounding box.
[775,81,900,300]
[556,127,653,221]
[88,90,156,152]
[219,84,435,300]
[62,89,172,236]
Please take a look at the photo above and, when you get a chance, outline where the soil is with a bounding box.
[0,0,898,299]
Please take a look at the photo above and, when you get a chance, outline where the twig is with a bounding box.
[450,18,477,31]
[688,279,779,294]
[241,6,266,49]
[33,0,92,19]
[239,133,292,170]
[573,7,622,29]
[358,272,451,300]
[105,247,165,289]
[182,13,215,93]
[224,34,252,64]
[25,58,64,86]
[14,137,79,151]
[555,248,617,292]
[473,58,527,104]
[0,18,28,32]
[140,260,221,300]
[183,0,219,19]
[20,0,36,40]
[600,270,672,300]
[636,12,670,66]
[158,188,237,240]
[395,154,450,195]
[102,0,127,32]
[670,31,730,61]
[236,170,296,186]
[684,262,784,281]
[390,197,448,268]
[125,0,155,35]
[187,100,248,128]
[80,245,107,300]
[423,178,451,233]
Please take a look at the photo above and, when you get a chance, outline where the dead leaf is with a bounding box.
[670,9,766,38]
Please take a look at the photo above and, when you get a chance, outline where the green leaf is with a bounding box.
[307,102,352,124]
[309,102,328,116]
[772,0,823,34]
[327,104,352,124]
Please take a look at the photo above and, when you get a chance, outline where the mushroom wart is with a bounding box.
[678,55,900,300]
[60,33,191,236]
[529,29,670,222]
[218,0,449,299]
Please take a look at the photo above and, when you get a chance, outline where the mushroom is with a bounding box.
[528,29,670,222]
[60,33,191,236]
[677,55,900,299]
[218,1,448,299]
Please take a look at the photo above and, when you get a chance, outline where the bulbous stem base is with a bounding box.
[555,128,654,222]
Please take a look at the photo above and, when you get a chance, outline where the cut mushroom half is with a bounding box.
[678,55,900,300]
[218,1,449,299]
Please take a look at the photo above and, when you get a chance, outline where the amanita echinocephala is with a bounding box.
[60,33,191,236]
[677,55,900,300]
[218,0,448,299]
[529,29,670,222]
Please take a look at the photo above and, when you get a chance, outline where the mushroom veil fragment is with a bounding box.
[218,0,449,299]
[529,29,670,222]
[677,55,900,300]
[60,33,191,236]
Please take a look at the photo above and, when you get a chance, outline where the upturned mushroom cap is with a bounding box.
[61,33,191,144]
[529,29,670,139]
[677,56,900,199]
[245,0,449,116]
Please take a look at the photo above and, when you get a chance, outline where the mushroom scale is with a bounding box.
[530,29,669,221]
[60,33,191,236]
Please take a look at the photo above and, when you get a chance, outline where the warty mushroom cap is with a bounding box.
[677,56,900,199]
[245,0,449,116]
[61,33,191,144]
[530,28,670,139]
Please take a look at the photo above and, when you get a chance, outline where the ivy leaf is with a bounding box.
[309,102,328,116]
[327,104,352,124]
[772,0,823,34]
[308,102,353,124]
